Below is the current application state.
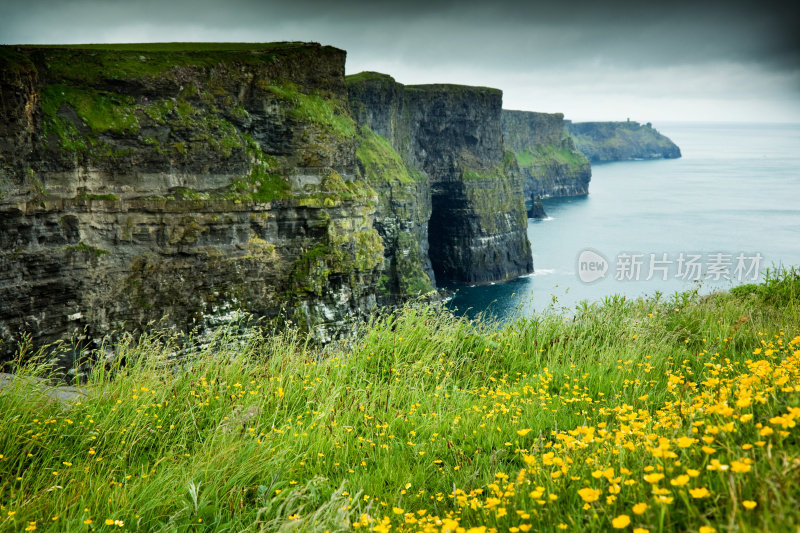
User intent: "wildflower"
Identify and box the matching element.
[670,475,689,487]
[743,500,757,510]
[577,487,602,503]
[633,529,649,533]
[707,459,728,471]
[699,527,716,533]
[611,514,630,529]
[701,446,716,454]
[676,436,696,448]
[392,507,404,515]
[689,487,710,498]
[643,473,664,484]
[731,461,751,473]
[517,428,531,436]
[632,503,648,515]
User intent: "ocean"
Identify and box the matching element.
[446,122,800,320]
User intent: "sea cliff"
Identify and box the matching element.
[348,72,533,284]
[0,43,388,357]
[0,46,537,360]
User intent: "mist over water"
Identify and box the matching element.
[446,122,800,320]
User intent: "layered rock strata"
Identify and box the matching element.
[0,43,385,357]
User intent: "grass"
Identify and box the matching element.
[345,72,396,85]
[7,43,321,85]
[356,127,421,186]
[262,82,356,140]
[41,84,139,137]
[1,270,799,532]
[21,43,311,52]
[514,143,589,170]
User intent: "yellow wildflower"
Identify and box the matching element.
[670,475,690,487]
[632,502,648,515]
[611,514,630,529]
[689,487,710,498]
[743,500,757,510]
[643,473,664,484]
[731,461,751,473]
[577,487,602,503]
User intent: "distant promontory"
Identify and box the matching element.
[567,120,681,162]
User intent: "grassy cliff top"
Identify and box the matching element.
[345,71,397,84]
[1,41,347,89]
[405,83,502,95]
[344,71,501,95]
[503,109,565,120]
[8,42,329,52]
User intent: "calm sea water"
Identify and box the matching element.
[446,122,800,320]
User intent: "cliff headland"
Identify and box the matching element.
[567,120,681,162]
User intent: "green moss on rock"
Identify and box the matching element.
[41,84,139,135]
[356,126,421,185]
[262,81,356,140]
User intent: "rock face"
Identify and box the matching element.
[348,73,532,284]
[501,110,591,215]
[0,43,387,359]
[354,126,435,304]
[567,120,681,162]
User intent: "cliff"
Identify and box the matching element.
[567,120,681,162]
[501,110,591,215]
[0,43,389,359]
[347,73,533,284]
[354,126,435,304]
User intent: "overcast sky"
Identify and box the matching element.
[2,0,798,122]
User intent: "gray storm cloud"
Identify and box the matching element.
[1,0,798,121]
